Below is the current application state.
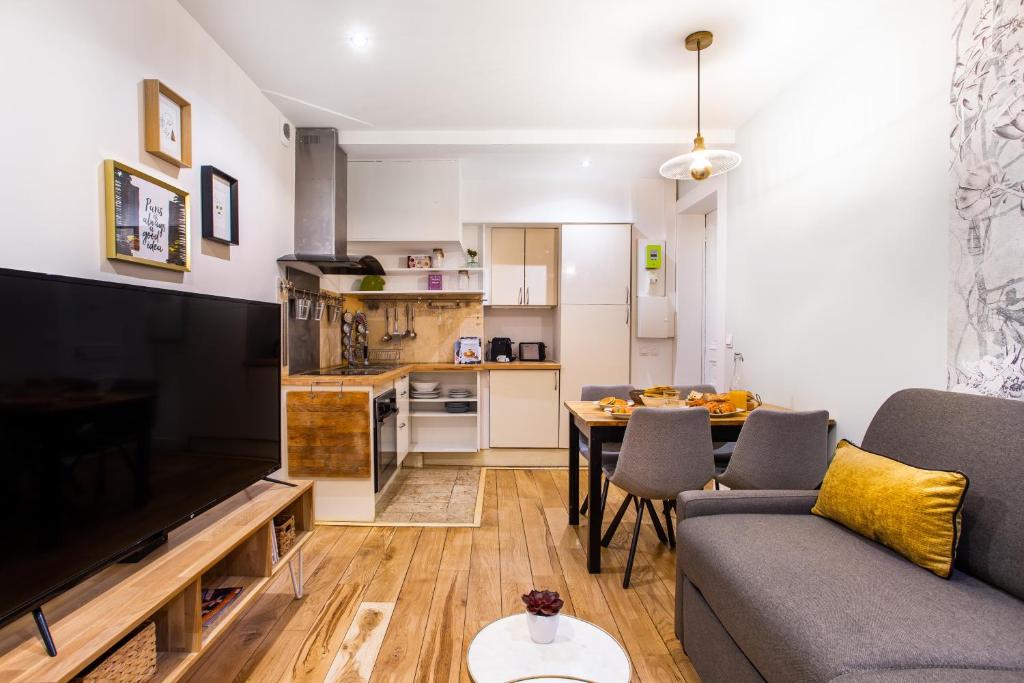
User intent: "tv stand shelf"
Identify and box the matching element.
[0,480,313,683]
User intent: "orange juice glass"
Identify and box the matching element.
[729,389,747,412]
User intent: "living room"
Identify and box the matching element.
[0,1,1020,682]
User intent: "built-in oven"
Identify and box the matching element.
[373,389,398,493]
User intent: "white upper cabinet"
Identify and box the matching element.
[491,228,526,305]
[524,228,558,306]
[348,160,461,243]
[489,227,558,306]
[560,224,632,305]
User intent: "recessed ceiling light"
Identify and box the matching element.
[348,31,370,49]
[580,158,592,168]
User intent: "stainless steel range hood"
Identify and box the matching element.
[278,127,384,276]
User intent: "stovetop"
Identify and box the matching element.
[298,364,402,377]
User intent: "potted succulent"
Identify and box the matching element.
[521,589,564,644]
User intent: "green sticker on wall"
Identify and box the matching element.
[645,244,663,270]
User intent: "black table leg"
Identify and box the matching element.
[587,429,605,573]
[568,415,580,526]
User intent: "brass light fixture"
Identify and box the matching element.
[659,31,741,181]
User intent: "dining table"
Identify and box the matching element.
[564,400,836,573]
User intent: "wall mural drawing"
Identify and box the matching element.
[949,0,1024,398]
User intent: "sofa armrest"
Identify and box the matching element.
[677,489,819,520]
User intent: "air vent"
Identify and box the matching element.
[299,134,320,145]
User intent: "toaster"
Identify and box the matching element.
[518,342,546,362]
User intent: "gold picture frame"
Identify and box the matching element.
[143,79,192,168]
[105,160,191,272]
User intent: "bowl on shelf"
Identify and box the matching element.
[411,381,440,392]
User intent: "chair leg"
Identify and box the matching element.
[601,494,633,547]
[714,479,720,490]
[580,492,590,516]
[663,500,675,549]
[623,501,645,588]
[645,499,668,544]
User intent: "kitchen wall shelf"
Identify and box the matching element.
[409,397,477,403]
[347,290,485,298]
[383,267,485,274]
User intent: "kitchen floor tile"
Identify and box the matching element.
[371,466,482,526]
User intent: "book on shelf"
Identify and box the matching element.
[201,586,244,628]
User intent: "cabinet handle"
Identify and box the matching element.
[518,287,523,305]
[625,286,630,304]
[526,287,530,304]
[626,306,630,325]
[554,372,558,391]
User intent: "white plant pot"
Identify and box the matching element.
[525,612,559,644]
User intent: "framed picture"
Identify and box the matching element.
[201,166,239,245]
[143,79,192,167]
[105,159,190,272]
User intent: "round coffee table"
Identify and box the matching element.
[466,614,631,683]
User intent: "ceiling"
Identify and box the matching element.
[180,0,885,164]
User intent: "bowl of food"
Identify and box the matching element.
[411,381,440,392]
[596,396,632,409]
[605,405,635,419]
[641,385,680,407]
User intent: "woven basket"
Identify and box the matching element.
[78,620,156,683]
[274,514,296,556]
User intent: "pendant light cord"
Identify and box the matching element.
[696,40,701,137]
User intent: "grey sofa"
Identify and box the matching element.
[675,389,1024,682]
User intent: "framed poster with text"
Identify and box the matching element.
[105,160,191,272]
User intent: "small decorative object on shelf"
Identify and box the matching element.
[465,248,479,267]
[77,620,157,682]
[428,273,443,290]
[274,514,296,557]
[457,270,470,290]
[360,275,386,291]
[407,255,431,269]
[432,247,446,266]
[521,589,564,644]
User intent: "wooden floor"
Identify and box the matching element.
[183,468,700,683]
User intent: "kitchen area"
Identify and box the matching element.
[277,129,667,522]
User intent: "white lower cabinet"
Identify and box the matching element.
[396,374,410,464]
[489,370,560,448]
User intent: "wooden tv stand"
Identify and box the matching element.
[0,480,313,682]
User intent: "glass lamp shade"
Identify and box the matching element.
[659,137,742,181]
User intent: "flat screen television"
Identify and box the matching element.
[0,268,281,632]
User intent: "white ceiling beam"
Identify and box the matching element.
[336,129,735,147]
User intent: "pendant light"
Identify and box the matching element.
[659,31,741,181]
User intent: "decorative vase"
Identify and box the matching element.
[525,612,559,644]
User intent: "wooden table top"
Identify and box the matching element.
[563,400,831,428]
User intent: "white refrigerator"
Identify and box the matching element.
[558,224,632,448]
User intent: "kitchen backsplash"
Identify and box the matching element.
[340,299,483,364]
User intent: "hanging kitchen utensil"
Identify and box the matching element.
[391,306,401,339]
[382,305,393,342]
[402,304,413,338]
[407,303,417,339]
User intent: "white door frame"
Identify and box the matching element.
[673,177,729,391]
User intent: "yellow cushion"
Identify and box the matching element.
[811,440,969,578]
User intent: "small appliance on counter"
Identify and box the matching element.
[518,342,547,362]
[454,336,483,364]
[488,337,514,362]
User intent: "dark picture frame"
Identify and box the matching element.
[201,166,239,245]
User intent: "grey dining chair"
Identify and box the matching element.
[599,407,714,588]
[716,409,829,490]
[674,384,732,470]
[578,384,634,517]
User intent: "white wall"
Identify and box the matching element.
[0,0,293,303]
[724,0,948,441]
[464,164,677,383]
